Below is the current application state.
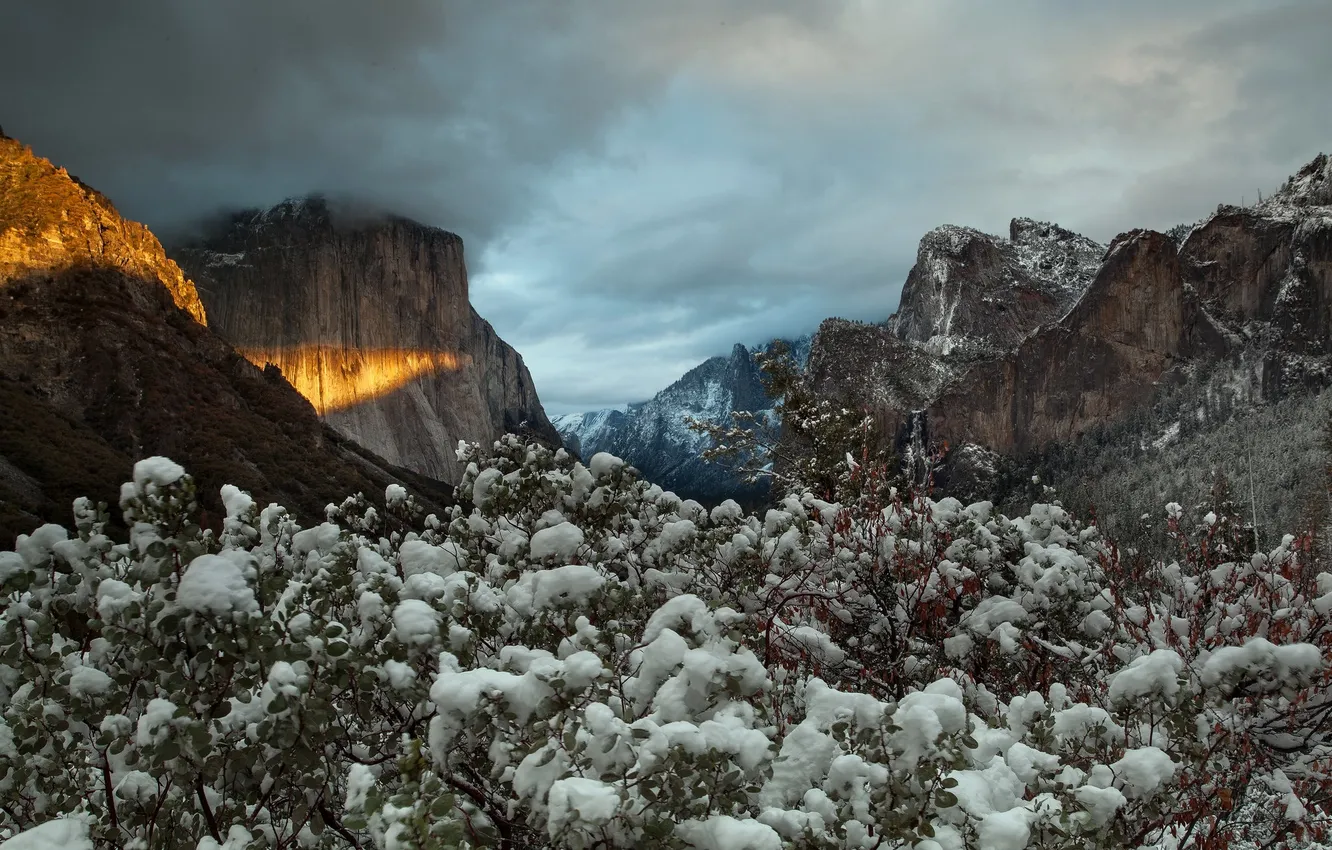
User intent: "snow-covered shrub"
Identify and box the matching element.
[1,439,1328,849]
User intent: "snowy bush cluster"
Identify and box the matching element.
[2,437,1331,849]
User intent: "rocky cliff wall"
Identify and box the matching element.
[887,218,1103,356]
[172,199,558,481]
[0,136,451,543]
[929,230,1191,452]
[809,153,1332,463]
[1182,204,1332,363]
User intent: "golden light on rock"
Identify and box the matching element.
[239,346,470,415]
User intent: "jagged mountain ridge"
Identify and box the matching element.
[0,133,451,544]
[552,408,631,458]
[171,198,560,482]
[559,156,1330,512]
[806,152,1332,523]
[553,337,811,503]
[810,217,1104,418]
[929,156,1332,454]
[0,134,206,325]
[887,218,1104,357]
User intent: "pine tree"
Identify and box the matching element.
[686,340,898,505]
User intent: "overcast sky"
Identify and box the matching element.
[3,1,1329,413]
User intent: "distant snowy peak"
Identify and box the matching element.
[179,198,339,267]
[889,217,1104,356]
[617,342,768,459]
[912,223,974,253]
[552,337,809,501]
[550,408,629,457]
[257,195,329,222]
[247,195,394,227]
[193,197,338,244]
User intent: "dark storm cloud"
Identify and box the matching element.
[0,1,666,241]
[2,1,1329,412]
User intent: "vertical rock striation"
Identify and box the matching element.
[927,230,1193,451]
[172,199,559,481]
[808,218,1104,446]
[887,218,1103,356]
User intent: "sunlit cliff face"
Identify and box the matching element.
[238,346,470,414]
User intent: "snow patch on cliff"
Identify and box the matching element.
[890,218,1103,357]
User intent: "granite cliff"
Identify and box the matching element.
[0,131,451,544]
[929,159,1332,453]
[888,218,1103,356]
[808,217,1105,449]
[172,199,559,482]
[927,229,1198,452]
[808,153,1332,466]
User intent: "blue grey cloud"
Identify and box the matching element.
[2,0,1328,413]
